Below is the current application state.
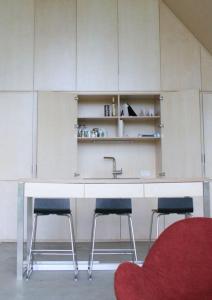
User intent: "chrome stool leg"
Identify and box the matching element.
[156,213,165,238]
[88,213,97,280]
[149,210,156,249]
[31,214,38,270]
[68,213,78,281]
[128,214,138,263]
[127,214,134,262]
[26,214,37,280]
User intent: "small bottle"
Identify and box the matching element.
[112,97,116,116]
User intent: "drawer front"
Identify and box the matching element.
[24,183,84,198]
[84,184,143,198]
[144,182,203,197]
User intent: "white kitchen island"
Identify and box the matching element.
[17,178,209,280]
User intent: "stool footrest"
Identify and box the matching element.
[32,249,75,256]
[93,249,136,255]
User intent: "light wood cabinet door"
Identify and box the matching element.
[77,0,118,91]
[0,93,33,179]
[37,92,78,179]
[201,48,212,91]
[118,0,160,91]
[76,198,120,241]
[160,2,201,91]
[0,182,18,240]
[0,0,34,90]
[161,90,202,178]
[34,0,76,91]
[202,93,212,178]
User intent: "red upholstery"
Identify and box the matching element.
[114,217,212,300]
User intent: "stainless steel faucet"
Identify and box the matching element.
[104,156,123,179]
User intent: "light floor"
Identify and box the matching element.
[0,242,149,300]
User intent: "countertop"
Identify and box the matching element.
[14,177,209,184]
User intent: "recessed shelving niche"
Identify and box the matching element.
[77,93,161,141]
[77,93,162,179]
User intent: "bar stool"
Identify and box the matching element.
[149,197,193,246]
[26,198,78,280]
[88,198,137,279]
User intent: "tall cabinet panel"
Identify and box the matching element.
[77,0,118,91]
[0,92,34,179]
[160,2,201,91]
[0,182,18,240]
[202,93,212,178]
[0,0,34,90]
[37,92,77,179]
[34,0,76,91]
[161,90,202,178]
[118,0,160,91]
[201,47,212,91]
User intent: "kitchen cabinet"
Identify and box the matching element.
[76,198,120,241]
[37,92,78,179]
[0,182,18,240]
[34,0,76,91]
[202,93,212,178]
[201,47,212,91]
[161,90,202,178]
[77,0,118,91]
[160,2,201,91]
[118,0,160,91]
[0,92,34,179]
[0,0,34,90]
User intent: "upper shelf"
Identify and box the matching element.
[78,116,118,121]
[78,116,160,121]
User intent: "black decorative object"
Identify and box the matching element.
[127,104,137,116]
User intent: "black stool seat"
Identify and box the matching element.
[156,197,193,214]
[149,197,194,248]
[95,198,132,214]
[34,198,71,215]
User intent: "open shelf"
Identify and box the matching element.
[78,137,160,142]
[120,116,160,121]
[78,116,118,121]
[77,93,161,143]
[77,93,162,179]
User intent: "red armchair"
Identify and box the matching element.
[115,217,212,300]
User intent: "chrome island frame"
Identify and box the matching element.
[17,179,210,280]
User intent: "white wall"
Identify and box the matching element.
[0,0,210,241]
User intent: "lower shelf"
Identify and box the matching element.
[77,137,160,142]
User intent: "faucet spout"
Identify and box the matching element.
[104,156,123,179]
[104,156,116,170]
